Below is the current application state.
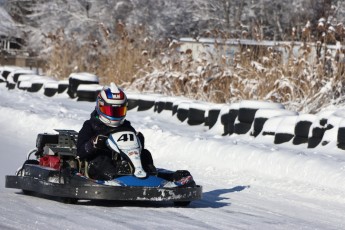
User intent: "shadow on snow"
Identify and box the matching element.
[192,185,250,208]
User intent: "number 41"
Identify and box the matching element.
[117,133,135,142]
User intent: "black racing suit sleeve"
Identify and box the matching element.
[77,120,96,160]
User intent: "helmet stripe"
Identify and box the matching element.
[105,88,113,99]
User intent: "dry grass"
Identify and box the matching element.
[43,23,164,85]
[127,23,345,113]
[43,21,345,113]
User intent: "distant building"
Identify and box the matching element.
[179,37,343,64]
[0,36,23,51]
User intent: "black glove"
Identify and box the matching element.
[92,135,108,149]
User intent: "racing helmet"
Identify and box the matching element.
[96,83,128,127]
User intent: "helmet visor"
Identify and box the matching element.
[98,104,127,119]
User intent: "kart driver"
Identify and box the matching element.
[76,83,156,180]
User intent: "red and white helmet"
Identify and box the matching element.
[96,83,128,127]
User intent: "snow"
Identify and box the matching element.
[1,84,345,229]
[77,84,103,92]
[69,72,99,82]
[44,81,58,89]
[239,100,285,110]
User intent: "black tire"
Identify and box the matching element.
[127,99,139,110]
[154,101,165,113]
[274,133,294,144]
[308,136,322,148]
[252,117,268,137]
[294,121,312,138]
[220,112,230,135]
[58,83,69,94]
[227,109,238,135]
[22,190,34,196]
[292,120,312,145]
[7,82,16,90]
[311,127,325,138]
[233,122,252,135]
[138,100,155,111]
[207,109,220,129]
[165,102,173,111]
[238,108,258,123]
[29,83,43,92]
[177,108,189,122]
[292,136,308,145]
[172,105,178,116]
[44,88,58,97]
[77,90,100,102]
[67,78,98,99]
[187,108,205,126]
[337,127,345,150]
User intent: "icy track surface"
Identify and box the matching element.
[0,85,345,230]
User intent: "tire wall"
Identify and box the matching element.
[3,68,345,152]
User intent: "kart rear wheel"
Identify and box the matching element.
[61,197,78,204]
[22,189,34,195]
[173,201,191,207]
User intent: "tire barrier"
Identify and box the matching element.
[154,97,175,113]
[0,66,22,82]
[258,116,285,140]
[219,104,239,136]
[319,111,345,147]
[76,84,103,102]
[28,77,45,92]
[137,95,156,111]
[127,93,140,111]
[18,81,31,91]
[227,107,239,135]
[237,100,285,123]
[29,76,56,93]
[234,100,285,135]
[274,115,298,144]
[337,119,345,150]
[307,109,336,148]
[154,99,165,113]
[67,72,99,99]
[176,101,190,122]
[187,102,211,126]
[172,99,191,116]
[250,109,298,137]
[206,104,223,129]
[233,120,252,135]
[138,99,155,111]
[165,100,174,111]
[58,80,69,94]
[44,82,59,97]
[6,69,36,90]
[6,81,16,89]
[17,75,34,89]
[292,114,316,145]
[3,66,345,153]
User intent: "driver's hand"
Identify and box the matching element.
[92,135,108,149]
